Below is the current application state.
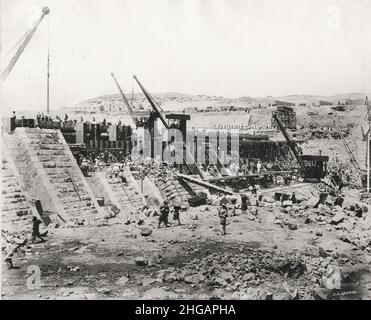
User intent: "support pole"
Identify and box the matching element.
[46,48,50,114]
[368,129,370,193]
[366,96,370,193]
[46,13,50,113]
[131,87,134,108]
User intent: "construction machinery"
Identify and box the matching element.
[133,75,234,179]
[133,75,168,129]
[272,112,328,180]
[1,7,50,81]
[132,75,205,176]
[111,73,135,117]
[334,120,367,187]
[110,73,150,126]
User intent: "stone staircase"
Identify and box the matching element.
[1,156,39,234]
[94,166,146,216]
[4,128,103,223]
[154,171,194,205]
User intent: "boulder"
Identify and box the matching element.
[135,257,148,266]
[288,223,298,230]
[282,200,293,208]
[165,272,178,283]
[272,291,292,300]
[283,206,292,213]
[263,195,276,203]
[331,213,345,225]
[141,277,157,286]
[220,271,234,282]
[306,197,319,208]
[274,218,283,225]
[241,287,273,300]
[116,276,129,285]
[140,227,153,237]
[184,273,205,284]
[295,194,308,203]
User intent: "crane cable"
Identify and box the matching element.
[46,14,50,114]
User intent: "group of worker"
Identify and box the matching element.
[111,163,128,184]
[2,216,48,269]
[218,193,261,235]
[157,201,182,228]
[205,160,264,178]
[35,113,69,123]
[156,192,260,236]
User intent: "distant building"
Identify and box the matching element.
[345,98,365,105]
[319,100,333,106]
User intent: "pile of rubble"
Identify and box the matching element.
[152,246,344,299]
[297,123,352,140]
[266,191,371,255]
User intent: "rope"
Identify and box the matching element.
[334,121,363,182]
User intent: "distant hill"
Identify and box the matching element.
[71,92,371,114]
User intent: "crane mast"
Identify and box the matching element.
[110,73,135,118]
[1,7,50,81]
[272,112,306,169]
[133,75,169,129]
[133,75,206,177]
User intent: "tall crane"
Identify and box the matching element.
[272,112,306,169]
[133,75,205,177]
[1,7,50,81]
[133,75,168,129]
[133,75,231,176]
[111,73,135,119]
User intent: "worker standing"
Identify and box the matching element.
[257,160,262,174]
[241,194,248,214]
[31,216,48,243]
[291,192,297,204]
[230,198,238,216]
[218,203,228,235]
[158,201,170,228]
[172,205,181,226]
[119,168,127,184]
[80,158,89,177]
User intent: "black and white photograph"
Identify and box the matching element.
[1,0,371,303]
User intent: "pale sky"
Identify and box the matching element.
[1,0,371,112]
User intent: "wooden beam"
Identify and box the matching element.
[176,173,233,195]
[205,170,296,183]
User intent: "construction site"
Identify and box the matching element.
[1,3,371,301]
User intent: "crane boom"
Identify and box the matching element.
[272,112,306,169]
[1,7,50,81]
[133,75,207,177]
[110,73,135,117]
[133,75,168,129]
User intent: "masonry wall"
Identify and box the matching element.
[3,128,103,223]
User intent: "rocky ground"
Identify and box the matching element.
[2,184,371,300]
[2,101,371,300]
